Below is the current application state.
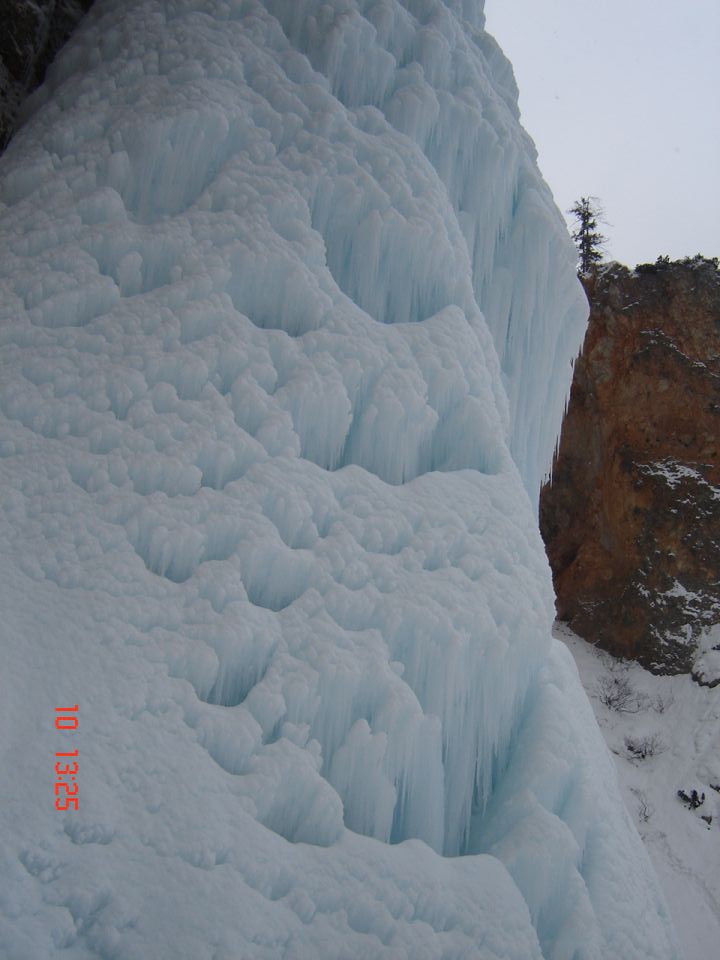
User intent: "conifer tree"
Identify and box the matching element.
[569,197,606,276]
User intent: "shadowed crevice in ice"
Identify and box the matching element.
[225,249,328,337]
[243,571,310,613]
[124,496,315,608]
[125,507,243,583]
[309,188,463,327]
[80,225,185,298]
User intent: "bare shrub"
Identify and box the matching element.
[595,673,648,713]
[625,734,665,760]
[651,691,675,714]
[631,788,655,823]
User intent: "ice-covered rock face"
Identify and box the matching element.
[0,2,676,958]
[0,1,95,151]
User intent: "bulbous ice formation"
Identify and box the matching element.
[0,2,677,958]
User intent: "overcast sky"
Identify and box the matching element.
[484,0,720,268]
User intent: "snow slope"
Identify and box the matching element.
[558,623,720,960]
[0,2,676,957]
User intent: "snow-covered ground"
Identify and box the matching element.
[558,622,720,960]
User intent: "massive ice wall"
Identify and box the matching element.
[0,2,675,958]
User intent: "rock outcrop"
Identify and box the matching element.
[541,256,720,673]
[1,0,94,151]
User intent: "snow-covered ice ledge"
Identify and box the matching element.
[0,2,677,957]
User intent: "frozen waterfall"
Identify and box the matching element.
[0,2,677,958]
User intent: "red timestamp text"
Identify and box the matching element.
[55,705,79,811]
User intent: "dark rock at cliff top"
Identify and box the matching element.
[1,0,94,151]
[540,256,720,675]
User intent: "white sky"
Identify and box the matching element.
[484,0,720,267]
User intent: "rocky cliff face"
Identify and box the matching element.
[1,0,94,151]
[540,257,720,674]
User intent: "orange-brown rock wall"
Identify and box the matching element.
[540,258,720,672]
